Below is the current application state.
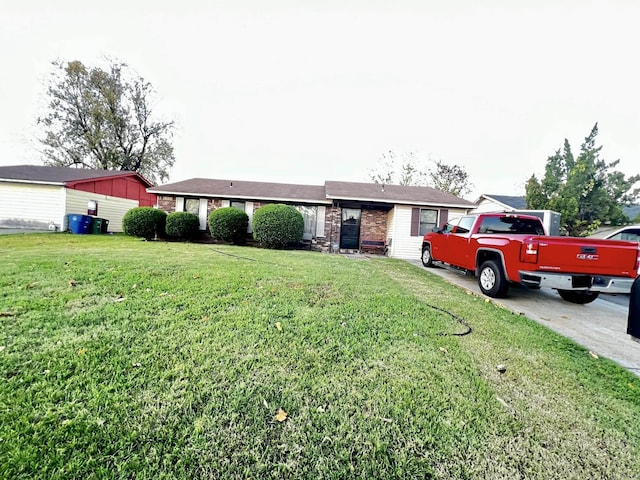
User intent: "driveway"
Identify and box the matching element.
[408,260,640,377]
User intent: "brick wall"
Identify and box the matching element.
[157,195,176,213]
[360,209,388,241]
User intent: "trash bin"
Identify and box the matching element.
[68,214,92,234]
[91,218,109,234]
[628,276,640,341]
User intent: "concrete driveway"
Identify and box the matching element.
[408,260,640,377]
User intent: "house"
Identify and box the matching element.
[148,178,476,259]
[0,165,156,232]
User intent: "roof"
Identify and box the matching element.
[477,194,527,210]
[149,178,330,204]
[0,165,154,187]
[325,181,476,207]
[150,177,476,208]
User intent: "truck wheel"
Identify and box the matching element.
[478,260,509,298]
[557,290,600,304]
[421,245,434,267]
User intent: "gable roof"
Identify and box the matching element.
[150,177,476,208]
[477,194,527,210]
[0,165,154,187]
[149,178,330,204]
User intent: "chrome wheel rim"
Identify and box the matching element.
[422,249,431,263]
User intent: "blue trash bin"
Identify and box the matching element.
[68,214,92,234]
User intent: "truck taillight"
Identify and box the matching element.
[520,239,539,263]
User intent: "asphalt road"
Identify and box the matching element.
[408,260,640,377]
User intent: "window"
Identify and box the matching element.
[230,201,245,211]
[184,198,200,215]
[608,228,640,242]
[419,209,438,236]
[454,216,475,234]
[295,205,318,239]
[477,216,545,235]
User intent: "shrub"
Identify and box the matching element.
[122,207,167,240]
[208,207,249,244]
[166,212,200,240]
[252,204,304,248]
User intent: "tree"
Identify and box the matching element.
[525,124,639,236]
[368,151,428,186]
[368,151,473,196]
[427,160,473,197]
[38,59,175,184]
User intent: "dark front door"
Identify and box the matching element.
[340,208,361,249]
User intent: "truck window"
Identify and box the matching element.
[443,218,460,233]
[454,216,475,235]
[477,216,544,235]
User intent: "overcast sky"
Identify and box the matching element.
[1,0,638,200]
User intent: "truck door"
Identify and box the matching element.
[445,216,475,268]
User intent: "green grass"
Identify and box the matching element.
[1,234,639,479]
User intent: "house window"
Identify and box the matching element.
[230,201,245,211]
[294,205,318,240]
[184,198,200,215]
[419,209,438,236]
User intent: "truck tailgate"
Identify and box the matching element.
[536,237,638,276]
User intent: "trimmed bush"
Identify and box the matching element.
[208,207,249,244]
[122,207,167,240]
[166,212,200,240]
[252,204,304,248]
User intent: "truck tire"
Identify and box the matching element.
[478,260,509,298]
[421,245,434,267]
[557,290,600,304]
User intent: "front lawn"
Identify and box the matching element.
[1,234,638,479]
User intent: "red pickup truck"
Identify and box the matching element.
[421,213,640,304]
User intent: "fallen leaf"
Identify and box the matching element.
[201,316,209,322]
[628,383,635,389]
[263,398,269,409]
[131,283,137,289]
[114,297,126,303]
[274,408,288,422]
[77,348,87,355]
[68,279,77,287]
[275,322,282,331]
[589,351,599,359]
[159,292,168,296]
[0,346,5,352]
[496,364,507,373]
[193,275,200,279]
[439,347,448,354]
[379,417,393,423]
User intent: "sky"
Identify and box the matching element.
[1,0,639,200]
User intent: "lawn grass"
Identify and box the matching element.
[1,233,639,479]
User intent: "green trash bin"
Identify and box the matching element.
[91,218,109,234]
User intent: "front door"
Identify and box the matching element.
[340,208,361,249]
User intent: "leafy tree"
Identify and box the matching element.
[38,59,175,184]
[368,151,472,196]
[525,124,639,236]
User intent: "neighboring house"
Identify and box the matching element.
[148,178,476,259]
[473,194,560,235]
[0,165,156,232]
[473,194,528,213]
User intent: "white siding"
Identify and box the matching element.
[387,206,470,259]
[0,182,66,230]
[473,198,510,213]
[386,207,396,256]
[66,189,138,232]
[388,205,422,259]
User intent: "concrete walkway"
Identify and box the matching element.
[408,260,640,377]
